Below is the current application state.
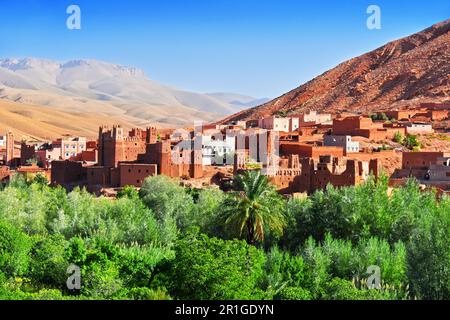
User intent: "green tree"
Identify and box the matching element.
[407,198,450,299]
[223,170,286,244]
[0,221,32,277]
[393,131,403,143]
[403,134,420,150]
[29,234,70,288]
[167,230,266,299]
[117,185,139,199]
[192,188,225,235]
[263,246,309,299]
[139,176,194,231]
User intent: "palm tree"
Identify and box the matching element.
[223,170,286,244]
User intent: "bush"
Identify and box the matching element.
[393,131,403,143]
[139,176,194,231]
[167,230,266,299]
[0,221,32,276]
[29,234,70,288]
[324,278,400,300]
[407,198,450,299]
[276,286,312,300]
[402,134,421,150]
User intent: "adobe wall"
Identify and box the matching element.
[20,143,36,165]
[98,126,147,168]
[6,132,14,165]
[143,140,203,179]
[119,163,157,187]
[402,152,445,170]
[333,117,373,135]
[280,142,343,159]
[354,127,405,140]
[384,110,418,120]
[51,161,86,185]
[86,166,112,186]
[80,150,97,162]
[428,110,449,121]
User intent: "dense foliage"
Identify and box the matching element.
[0,173,448,300]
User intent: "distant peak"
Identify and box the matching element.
[0,57,147,78]
[0,57,59,71]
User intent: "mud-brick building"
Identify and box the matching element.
[235,150,379,195]
[52,125,204,189]
[298,156,379,193]
[391,152,450,191]
[280,142,344,159]
[333,116,405,140]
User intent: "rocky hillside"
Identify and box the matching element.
[221,19,450,123]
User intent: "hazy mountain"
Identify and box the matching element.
[0,58,263,127]
[221,19,450,123]
[206,92,270,109]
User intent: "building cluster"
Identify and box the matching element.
[1,102,449,195]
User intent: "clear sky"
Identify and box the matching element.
[0,0,448,98]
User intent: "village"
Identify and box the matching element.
[1,101,449,197]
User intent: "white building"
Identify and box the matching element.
[405,122,434,134]
[298,111,332,125]
[258,116,299,132]
[201,134,235,166]
[323,135,360,153]
[54,137,87,160]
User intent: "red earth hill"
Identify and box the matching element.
[221,19,450,123]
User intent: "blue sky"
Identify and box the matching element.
[0,0,448,98]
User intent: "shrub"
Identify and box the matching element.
[0,221,32,276]
[407,198,450,299]
[167,230,266,299]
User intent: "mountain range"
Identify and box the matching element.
[0,58,268,128]
[221,19,450,123]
